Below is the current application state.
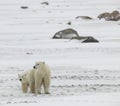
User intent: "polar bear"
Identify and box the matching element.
[18,69,35,93]
[33,61,51,95]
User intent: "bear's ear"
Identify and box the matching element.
[18,74,20,78]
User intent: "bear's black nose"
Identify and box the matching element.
[33,66,36,69]
[19,79,22,81]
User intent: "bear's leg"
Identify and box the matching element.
[30,82,35,93]
[43,76,50,94]
[35,77,42,95]
[36,79,43,94]
[22,83,28,93]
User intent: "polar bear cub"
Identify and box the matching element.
[33,61,51,94]
[18,69,35,93]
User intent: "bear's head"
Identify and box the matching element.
[33,61,45,69]
[18,72,29,93]
[18,72,28,83]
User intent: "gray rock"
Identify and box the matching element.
[82,37,99,43]
[97,12,110,20]
[67,22,72,25]
[76,16,92,20]
[97,10,120,21]
[110,10,120,21]
[52,28,79,39]
[21,6,28,9]
[41,2,49,5]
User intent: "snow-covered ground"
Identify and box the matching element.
[0,0,120,106]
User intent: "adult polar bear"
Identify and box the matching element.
[33,61,51,94]
[18,61,51,95]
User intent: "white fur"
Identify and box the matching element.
[18,69,35,93]
[33,61,51,95]
[18,61,51,94]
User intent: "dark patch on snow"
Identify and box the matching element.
[20,6,29,9]
[97,10,120,21]
[82,37,99,43]
[52,28,79,39]
[76,16,93,20]
[41,2,49,6]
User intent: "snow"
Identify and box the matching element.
[2,94,120,106]
[0,0,120,106]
